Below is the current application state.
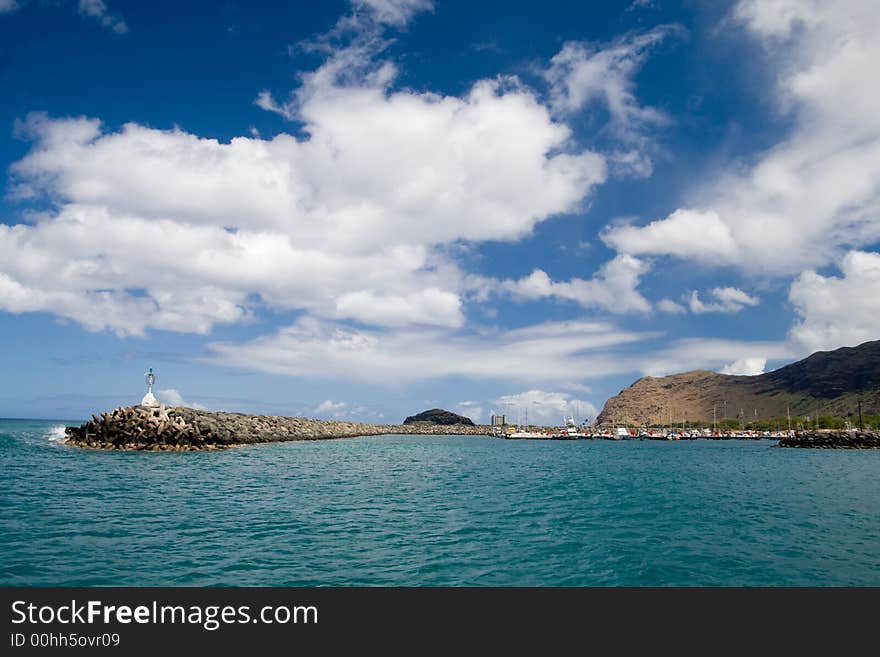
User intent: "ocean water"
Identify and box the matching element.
[1,418,878,586]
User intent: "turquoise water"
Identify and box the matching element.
[1,418,879,586]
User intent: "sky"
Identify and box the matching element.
[1,0,879,423]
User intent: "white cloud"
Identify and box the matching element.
[335,288,463,328]
[638,338,794,377]
[204,313,810,392]
[545,26,675,126]
[314,399,346,413]
[351,0,433,26]
[603,0,880,274]
[78,0,127,34]
[657,298,686,314]
[455,400,483,423]
[544,25,680,176]
[493,390,598,426]
[788,250,880,352]
[485,254,652,314]
[253,90,294,120]
[0,0,19,14]
[627,0,658,10]
[604,209,738,263]
[3,51,605,335]
[207,317,657,384]
[312,399,350,419]
[156,388,206,410]
[719,357,767,376]
[687,287,759,314]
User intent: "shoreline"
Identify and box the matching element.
[63,406,880,451]
[64,405,492,451]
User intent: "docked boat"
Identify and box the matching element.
[506,430,549,439]
[556,415,587,439]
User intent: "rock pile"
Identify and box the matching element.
[64,405,493,451]
[776,431,880,449]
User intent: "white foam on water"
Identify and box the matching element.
[46,425,68,443]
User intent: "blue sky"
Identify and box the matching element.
[1,0,879,423]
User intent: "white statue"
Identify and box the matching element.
[141,367,159,407]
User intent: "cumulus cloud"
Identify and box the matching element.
[0,0,699,393]
[687,287,760,314]
[156,388,206,410]
[2,47,605,335]
[493,390,598,426]
[657,298,686,314]
[312,399,350,419]
[603,209,738,263]
[604,0,880,274]
[487,254,651,314]
[314,399,346,413]
[455,400,483,423]
[719,358,767,376]
[78,0,128,34]
[788,250,880,352]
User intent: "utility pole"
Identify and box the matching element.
[858,397,863,432]
[713,406,717,435]
[787,406,791,433]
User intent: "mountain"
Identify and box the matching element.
[597,340,880,426]
[403,408,476,426]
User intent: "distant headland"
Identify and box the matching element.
[597,339,880,429]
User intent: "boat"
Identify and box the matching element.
[506,430,549,439]
[556,415,586,439]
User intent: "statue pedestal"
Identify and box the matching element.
[141,391,159,407]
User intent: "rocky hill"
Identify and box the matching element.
[597,340,880,426]
[403,408,475,426]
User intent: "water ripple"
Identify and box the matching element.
[1,422,879,585]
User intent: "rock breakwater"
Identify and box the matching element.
[64,405,493,451]
[777,431,880,449]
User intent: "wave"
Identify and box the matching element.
[46,425,68,443]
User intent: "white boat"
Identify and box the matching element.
[507,431,548,439]
[558,415,587,438]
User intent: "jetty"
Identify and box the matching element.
[64,405,493,451]
[776,431,880,449]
